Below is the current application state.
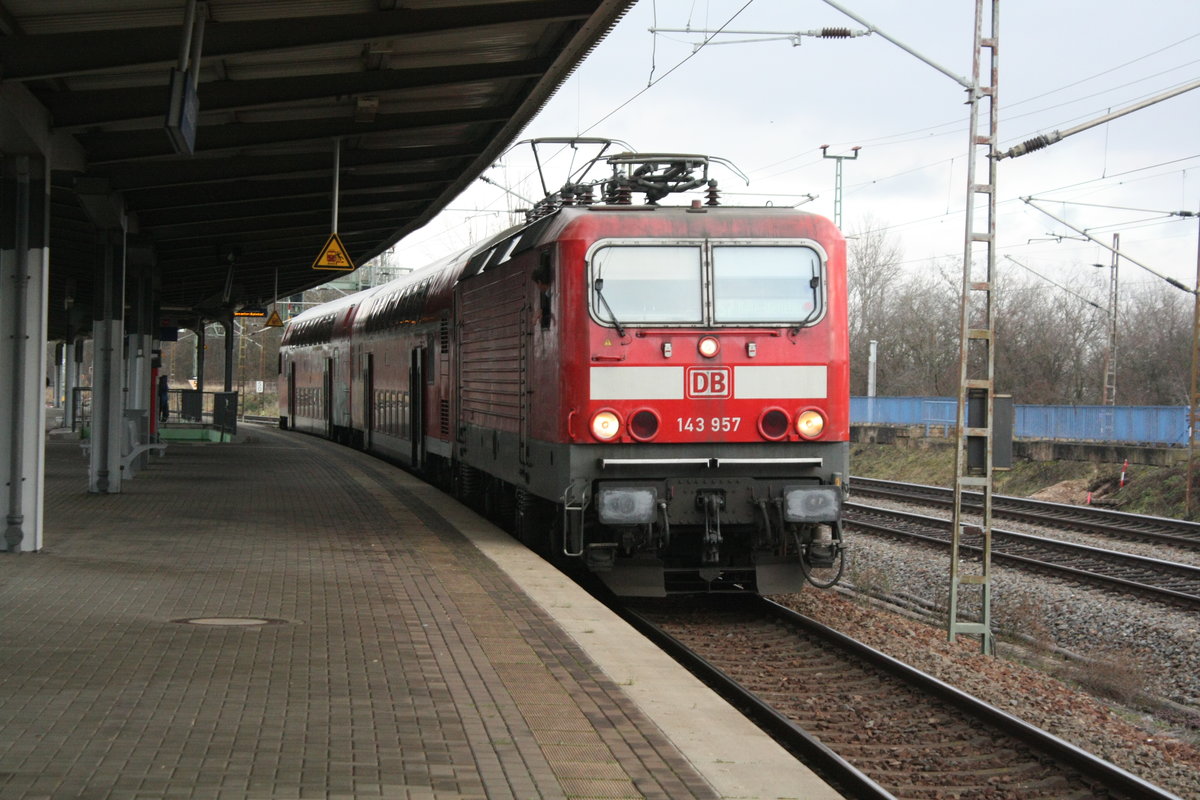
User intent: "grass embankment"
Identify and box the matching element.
[849,442,1197,522]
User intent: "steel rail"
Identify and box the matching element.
[619,597,1182,800]
[759,599,1183,800]
[845,502,1200,609]
[615,600,896,800]
[850,476,1200,548]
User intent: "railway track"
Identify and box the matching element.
[843,502,1200,610]
[850,476,1200,550]
[620,597,1179,800]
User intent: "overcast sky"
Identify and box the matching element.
[387,0,1200,299]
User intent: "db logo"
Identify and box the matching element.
[686,367,732,398]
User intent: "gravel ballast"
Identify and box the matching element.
[775,528,1200,799]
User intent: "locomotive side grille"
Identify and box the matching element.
[459,269,525,431]
[440,399,450,437]
[439,319,450,353]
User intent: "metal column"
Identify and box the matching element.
[89,232,127,494]
[64,339,77,430]
[196,321,206,394]
[125,265,154,475]
[821,145,861,229]
[1098,234,1119,437]
[52,343,64,410]
[1,154,49,552]
[1102,234,1119,406]
[1188,227,1200,514]
[222,316,234,392]
[949,0,999,654]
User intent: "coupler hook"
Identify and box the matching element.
[698,492,724,564]
[796,521,845,589]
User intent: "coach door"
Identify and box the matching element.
[519,305,531,465]
[409,347,426,468]
[286,362,296,429]
[363,353,374,450]
[323,357,333,438]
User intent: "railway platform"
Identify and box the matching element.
[0,422,841,800]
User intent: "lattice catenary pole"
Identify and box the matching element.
[948,0,999,655]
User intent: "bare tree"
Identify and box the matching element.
[1116,281,1192,405]
[845,216,904,394]
[845,233,1191,408]
[994,271,1107,404]
[875,264,960,396]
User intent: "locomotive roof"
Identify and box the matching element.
[290,202,841,333]
[539,203,839,242]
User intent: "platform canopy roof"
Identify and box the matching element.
[0,0,632,339]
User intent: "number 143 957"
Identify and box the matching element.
[677,417,741,433]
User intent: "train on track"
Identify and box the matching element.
[279,140,850,596]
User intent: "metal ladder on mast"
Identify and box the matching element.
[1099,235,1119,437]
[1188,234,1200,516]
[949,0,1000,655]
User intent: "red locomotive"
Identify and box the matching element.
[280,142,849,596]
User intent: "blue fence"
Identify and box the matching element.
[851,396,1189,446]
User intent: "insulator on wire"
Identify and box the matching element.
[705,179,720,207]
[820,27,852,38]
[604,178,632,205]
[999,131,1062,160]
[1019,134,1052,154]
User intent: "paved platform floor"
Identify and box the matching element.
[0,422,840,800]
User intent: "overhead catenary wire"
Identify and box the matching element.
[383,2,1196,286]
[408,0,760,244]
[755,75,1199,187]
[755,26,1198,172]
[832,154,1200,244]
[997,78,1200,160]
[1019,198,1198,217]
[579,0,757,136]
[1023,196,1196,294]
[1003,255,1105,312]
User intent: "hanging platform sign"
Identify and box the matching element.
[264,309,284,328]
[165,68,199,155]
[312,232,354,271]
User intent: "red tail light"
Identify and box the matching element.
[629,409,661,441]
[758,407,790,440]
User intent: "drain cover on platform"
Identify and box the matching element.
[174,617,282,627]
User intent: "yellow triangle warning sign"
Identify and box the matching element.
[312,232,355,271]
[264,309,284,328]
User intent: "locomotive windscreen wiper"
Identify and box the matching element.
[791,272,823,332]
[593,278,626,337]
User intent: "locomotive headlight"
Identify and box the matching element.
[783,486,841,523]
[697,336,720,358]
[590,410,622,441]
[795,409,826,439]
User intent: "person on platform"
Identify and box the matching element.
[158,375,170,422]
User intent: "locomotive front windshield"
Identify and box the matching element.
[589,242,824,327]
[590,246,702,323]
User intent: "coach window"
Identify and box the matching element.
[712,245,823,325]
[590,245,702,324]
